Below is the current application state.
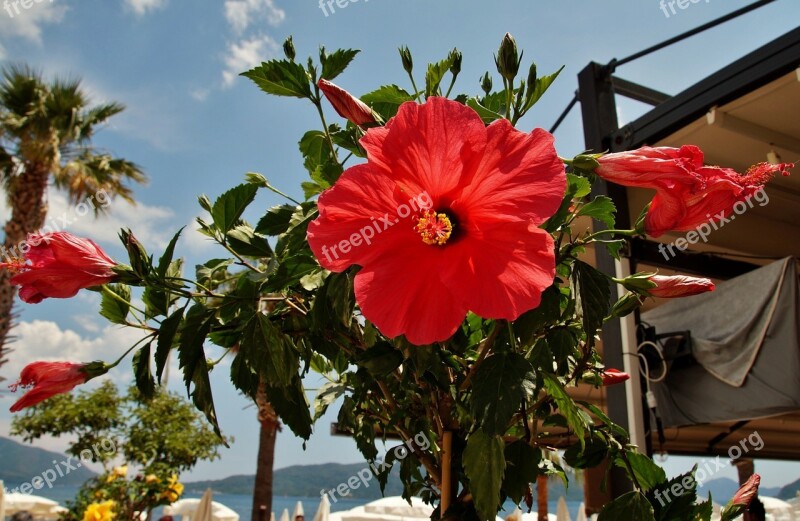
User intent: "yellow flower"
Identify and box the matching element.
[83,501,115,521]
[145,474,161,485]
[161,474,184,503]
[106,466,128,483]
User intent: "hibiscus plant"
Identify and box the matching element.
[4,34,790,521]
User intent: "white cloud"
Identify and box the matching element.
[222,35,279,87]
[224,0,285,34]
[0,1,67,46]
[190,88,210,102]
[123,0,168,16]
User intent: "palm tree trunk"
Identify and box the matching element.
[536,474,549,519]
[252,382,280,521]
[0,165,50,362]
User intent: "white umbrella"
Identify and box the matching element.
[362,497,433,517]
[270,514,275,521]
[556,497,571,521]
[194,489,214,521]
[313,495,330,521]
[279,509,290,521]
[163,498,239,521]
[3,493,67,520]
[575,502,586,521]
[506,507,523,521]
[293,501,304,519]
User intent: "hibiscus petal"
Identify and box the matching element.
[440,221,555,320]
[308,164,429,272]
[374,97,486,201]
[456,121,566,226]
[354,242,468,345]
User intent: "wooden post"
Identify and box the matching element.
[441,431,453,518]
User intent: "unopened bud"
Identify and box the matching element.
[480,72,493,95]
[495,33,522,82]
[399,46,413,74]
[283,36,296,61]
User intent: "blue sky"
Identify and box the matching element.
[1,0,799,490]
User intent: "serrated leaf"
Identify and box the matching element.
[579,195,617,229]
[133,342,156,399]
[320,48,359,80]
[100,284,131,325]
[463,431,505,521]
[156,308,184,383]
[598,491,655,521]
[523,66,565,111]
[574,260,611,347]
[361,85,414,120]
[299,130,329,175]
[242,60,312,98]
[263,376,313,440]
[615,451,667,492]
[314,381,346,420]
[227,224,273,258]
[503,441,541,504]
[156,228,183,279]
[256,204,298,236]
[240,313,299,387]
[471,352,533,435]
[543,373,590,445]
[424,56,454,97]
[211,183,259,234]
[466,97,504,124]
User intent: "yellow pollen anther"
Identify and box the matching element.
[415,210,453,246]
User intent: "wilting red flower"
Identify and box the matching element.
[601,369,630,386]
[9,361,107,412]
[307,97,566,345]
[0,232,118,303]
[595,146,793,237]
[731,474,760,508]
[647,274,715,298]
[318,79,377,126]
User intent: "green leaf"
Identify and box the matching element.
[314,381,347,421]
[543,373,590,445]
[514,286,563,347]
[598,491,655,521]
[211,183,259,234]
[240,313,299,387]
[578,195,617,229]
[299,130,329,175]
[155,228,183,280]
[615,451,667,492]
[356,342,403,377]
[574,260,611,347]
[256,204,298,236]
[463,431,506,521]
[544,173,592,232]
[242,60,312,98]
[503,441,541,504]
[156,308,184,383]
[466,97,504,124]
[471,352,533,435]
[320,49,360,80]
[648,468,700,521]
[263,376,313,440]
[226,224,273,258]
[99,284,131,325]
[694,495,713,521]
[133,342,156,399]
[563,433,609,469]
[265,254,320,292]
[361,85,414,120]
[522,66,565,112]
[424,56,454,97]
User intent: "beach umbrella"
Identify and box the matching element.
[506,507,523,521]
[293,501,304,519]
[163,498,239,521]
[279,509,290,521]
[313,495,330,521]
[194,489,214,521]
[270,513,275,521]
[575,502,586,521]
[556,497,571,521]
[3,493,67,520]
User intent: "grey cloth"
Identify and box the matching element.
[644,258,800,427]
[643,258,794,387]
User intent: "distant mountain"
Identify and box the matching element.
[778,476,800,500]
[186,463,585,502]
[697,478,782,503]
[0,437,96,489]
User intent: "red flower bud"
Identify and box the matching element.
[9,361,107,412]
[732,474,760,508]
[1,232,118,303]
[602,369,630,386]
[317,79,377,126]
[647,275,714,298]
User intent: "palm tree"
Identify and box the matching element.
[0,64,146,363]
[252,380,280,521]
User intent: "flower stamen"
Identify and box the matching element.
[415,210,453,246]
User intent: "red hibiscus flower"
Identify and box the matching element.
[1,232,118,303]
[9,361,107,412]
[731,474,760,508]
[647,274,715,298]
[307,97,566,345]
[318,79,378,126]
[601,369,630,386]
[595,146,793,237]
